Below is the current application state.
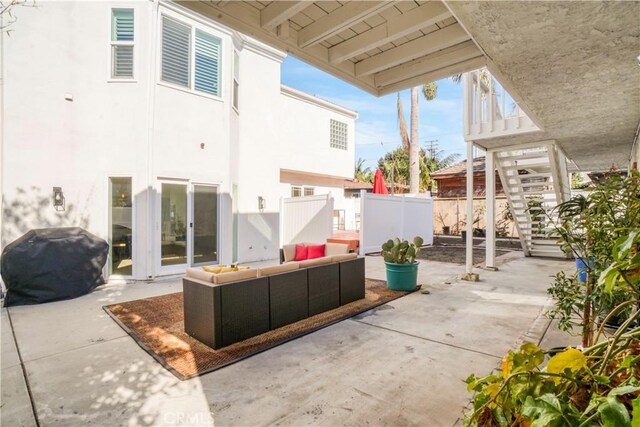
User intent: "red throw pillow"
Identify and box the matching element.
[307,244,325,260]
[294,244,308,261]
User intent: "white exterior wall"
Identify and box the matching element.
[234,44,284,263]
[279,86,356,179]
[3,1,156,280]
[1,1,357,280]
[278,86,357,230]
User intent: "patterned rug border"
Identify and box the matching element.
[103,279,415,380]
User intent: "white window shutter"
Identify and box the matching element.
[112,9,134,41]
[194,29,221,96]
[112,46,134,77]
[161,17,191,87]
[111,9,134,78]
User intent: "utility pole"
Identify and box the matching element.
[424,139,439,159]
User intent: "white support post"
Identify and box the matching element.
[465,141,475,278]
[485,151,496,270]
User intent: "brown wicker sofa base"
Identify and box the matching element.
[183,257,365,349]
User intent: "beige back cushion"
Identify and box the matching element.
[298,256,333,268]
[282,244,298,263]
[331,253,358,263]
[259,262,299,277]
[325,242,349,256]
[186,268,215,283]
[213,269,258,284]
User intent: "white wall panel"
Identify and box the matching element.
[360,193,433,255]
[281,195,334,245]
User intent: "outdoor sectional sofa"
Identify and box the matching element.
[183,245,365,350]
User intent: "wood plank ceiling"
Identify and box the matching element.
[178,0,486,96]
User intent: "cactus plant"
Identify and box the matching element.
[381,236,424,264]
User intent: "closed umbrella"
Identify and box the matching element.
[372,168,389,194]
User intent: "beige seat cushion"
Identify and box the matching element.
[213,268,258,284]
[185,268,215,283]
[331,253,358,262]
[259,262,299,277]
[282,243,298,263]
[298,256,333,268]
[325,242,349,256]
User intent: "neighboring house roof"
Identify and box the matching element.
[431,157,487,178]
[343,179,372,190]
[280,85,359,120]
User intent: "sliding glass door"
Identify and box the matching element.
[158,181,219,274]
[160,182,188,270]
[192,184,218,266]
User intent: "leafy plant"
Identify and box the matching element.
[464,227,640,425]
[381,236,423,264]
[464,336,640,426]
[546,170,640,347]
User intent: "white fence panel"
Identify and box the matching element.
[360,192,433,255]
[281,194,334,245]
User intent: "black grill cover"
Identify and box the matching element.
[1,228,109,306]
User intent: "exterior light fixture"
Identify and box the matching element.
[53,187,65,211]
[258,196,265,211]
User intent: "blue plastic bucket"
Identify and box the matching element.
[576,258,592,283]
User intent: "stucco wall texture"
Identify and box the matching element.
[450,1,640,171]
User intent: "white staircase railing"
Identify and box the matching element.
[464,69,541,141]
[493,142,571,258]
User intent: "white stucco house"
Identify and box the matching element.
[0,1,358,281]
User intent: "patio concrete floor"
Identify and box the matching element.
[1,253,576,427]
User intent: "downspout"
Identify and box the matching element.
[0,12,4,257]
[145,0,159,280]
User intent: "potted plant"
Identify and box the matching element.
[381,236,423,291]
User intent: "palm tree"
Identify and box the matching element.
[421,144,460,191]
[398,81,438,193]
[397,75,461,193]
[354,158,373,183]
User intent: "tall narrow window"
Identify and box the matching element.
[330,119,348,150]
[232,50,239,110]
[194,29,221,96]
[110,177,133,275]
[111,9,134,78]
[161,17,191,87]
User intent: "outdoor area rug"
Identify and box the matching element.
[104,278,411,380]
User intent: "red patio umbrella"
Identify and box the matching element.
[372,168,389,194]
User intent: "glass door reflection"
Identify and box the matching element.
[192,185,218,265]
[161,183,188,267]
[110,177,133,275]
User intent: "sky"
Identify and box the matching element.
[280,56,467,171]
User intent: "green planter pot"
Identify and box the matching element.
[385,261,419,291]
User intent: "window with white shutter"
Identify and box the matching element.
[194,30,221,96]
[160,15,222,97]
[111,9,134,78]
[161,17,191,88]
